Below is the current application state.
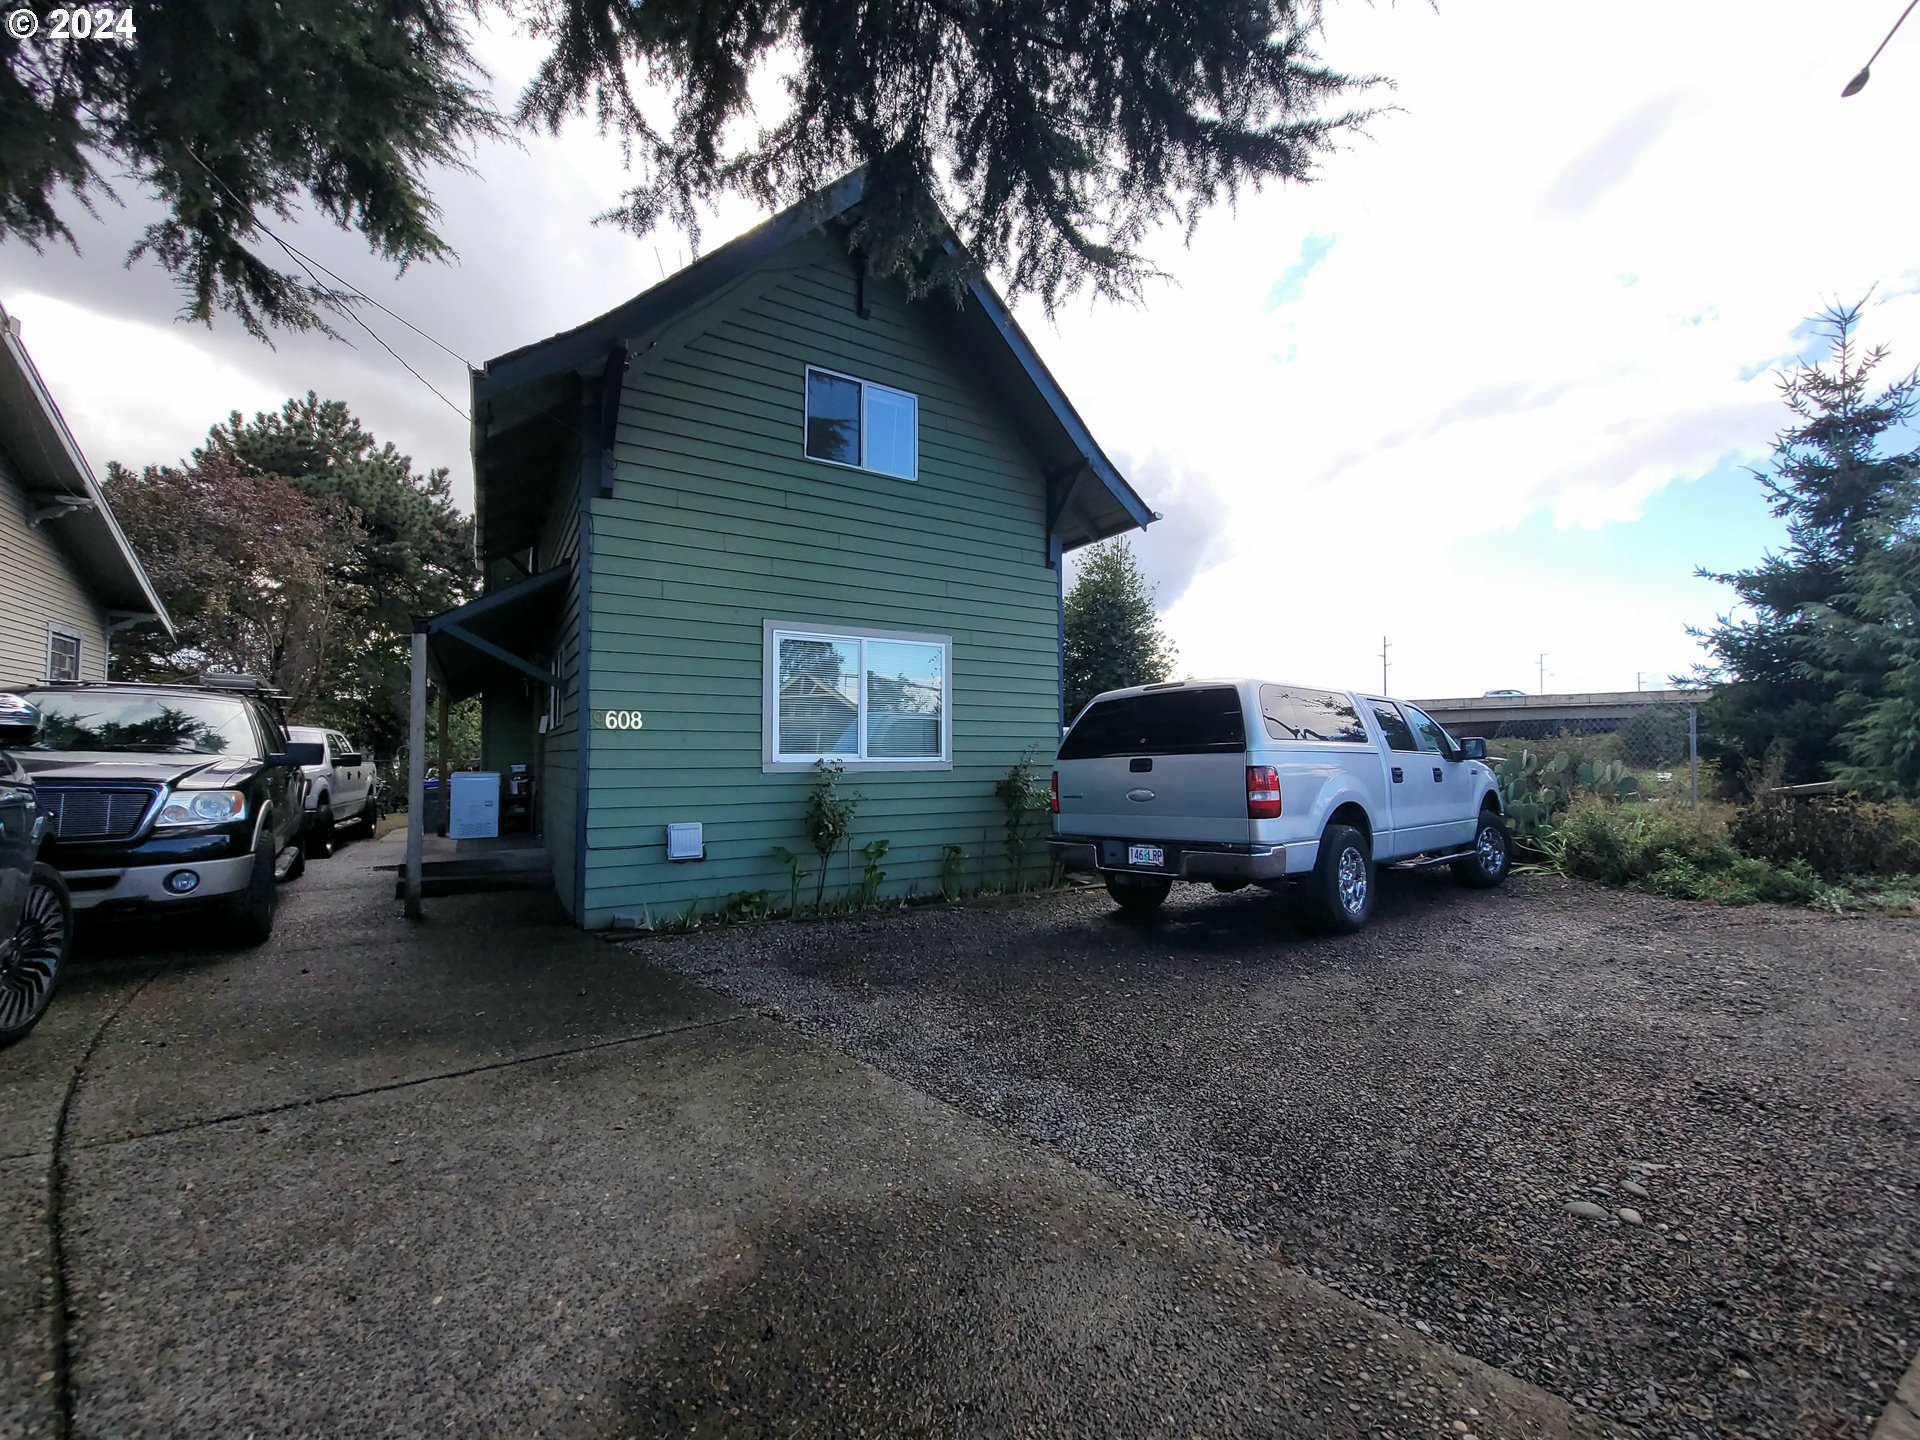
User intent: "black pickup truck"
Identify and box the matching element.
[8,678,308,943]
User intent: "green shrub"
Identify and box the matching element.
[1545,798,1831,906]
[1729,794,1920,882]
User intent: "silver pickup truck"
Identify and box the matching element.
[1049,678,1509,932]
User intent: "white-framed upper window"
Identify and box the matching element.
[46,625,81,683]
[764,620,950,771]
[803,366,918,480]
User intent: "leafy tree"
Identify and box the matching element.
[2,0,1372,332]
[107,397,476,757]
[201,395,479,755]
[1064,537,1177,719]
[1693,301,1920,790]
[104,451,359,715]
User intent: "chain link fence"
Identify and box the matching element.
[1469,701,1705,809]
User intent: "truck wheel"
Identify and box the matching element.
[0,864,71,1046]
[1306,823,1374,933]
[1451,809,1511,888]
[223,831,278,946]
[306,804,335,859]
[1105,873,1172,913]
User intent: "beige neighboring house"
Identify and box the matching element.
[0,301,172,684]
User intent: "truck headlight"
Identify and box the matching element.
[155,790,248,827]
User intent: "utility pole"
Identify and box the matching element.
[1537,653,1546,694]
[1380,635,1390,694]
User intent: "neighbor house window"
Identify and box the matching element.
[764,622,949,770]
[803,367,918,480]
[46,626,81,682]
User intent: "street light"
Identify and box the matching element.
[1843,0,1918,95]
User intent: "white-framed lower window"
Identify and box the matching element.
[764,620,951,772]
[803,366,918,480]
[46,624,81,683]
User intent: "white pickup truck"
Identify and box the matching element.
[286,725,375,856]
[1049,678,1509,932]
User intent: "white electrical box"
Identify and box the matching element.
[666,822,704,861]
[447,771,501,839]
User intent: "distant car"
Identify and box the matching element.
[1483,689,1527,697]
[286,725,375,856]
[12,677,308,944]
[0,694,70,1045]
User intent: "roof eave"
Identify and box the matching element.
[0,307,175,637]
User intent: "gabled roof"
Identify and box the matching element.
[0,303,174,635]
[470,171,1153,557]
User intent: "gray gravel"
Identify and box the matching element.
[638,870,1920,1440]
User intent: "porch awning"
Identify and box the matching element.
[423,564,569,703]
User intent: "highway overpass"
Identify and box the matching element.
[1415,688,1709,740]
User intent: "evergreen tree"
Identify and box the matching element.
[1064,538,1178,719]
[3,1,1371,333]
[1,1,505,338]
[1694,301,1920,789]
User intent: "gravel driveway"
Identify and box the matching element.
[639,871,1919,1440]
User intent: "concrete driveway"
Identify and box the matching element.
[0,832,1616,1439]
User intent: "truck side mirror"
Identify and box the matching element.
[1459,736,1488,761]
[0,693,41,748]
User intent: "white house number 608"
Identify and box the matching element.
[602,710,645,730]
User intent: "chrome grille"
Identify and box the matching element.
[37,787,159,841]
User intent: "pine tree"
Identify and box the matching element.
[1064,539,1178,719]
[1694,301,1920,789]
[1,1,505,338]
[2,1,1371,333]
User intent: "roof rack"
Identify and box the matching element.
[198,673,291,702]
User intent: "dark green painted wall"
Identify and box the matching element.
[576,230,1062,925]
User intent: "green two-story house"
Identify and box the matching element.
[436,172,1151,927]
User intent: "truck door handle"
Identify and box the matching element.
[1433,767,1444,782]
[1391,766,1404,783]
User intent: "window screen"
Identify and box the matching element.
[803,367,917,479]
[1059,687,1246,760]
[1259,685,1368,743]
[1369,701,1420,752]
[47,629,80,682]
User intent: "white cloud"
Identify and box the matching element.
[4,1,1917,697]
[1033,0,1920,695]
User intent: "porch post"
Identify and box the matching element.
[405,624,427,919]
[436,689,451,837]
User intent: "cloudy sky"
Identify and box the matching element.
[6,1,1917,700]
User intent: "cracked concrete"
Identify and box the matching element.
[0,832,1621,1438]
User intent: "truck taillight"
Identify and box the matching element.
[1050,770,1060,814]
[1247,765,1281,819]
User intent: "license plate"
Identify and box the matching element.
[1127,844,1165,868]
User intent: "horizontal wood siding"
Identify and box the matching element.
[531,474,585,916]
[580,233,1061,924]
[0,451,108,683]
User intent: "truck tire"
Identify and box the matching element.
[223,830,278,946]
[1305,823,1374,933]
[1105,872,1172,913]
[1451,808,1511,888]
[306,801,335,859]
[0,863,71,1046]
